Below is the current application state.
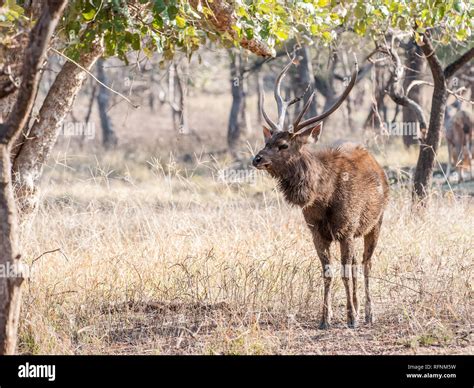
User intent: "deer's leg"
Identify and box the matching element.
[352,253,360,318]
[340,237,358,328]
[363,218,382,325]
[312,233,333,330]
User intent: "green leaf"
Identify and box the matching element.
[176,15,186,28]
[153,0,166,14]
[82,9,96,21]
[245,28,254,40]
[167,5,179,20]
[455,29,467,40]
[354,4,366,19]
[275,29,288,41]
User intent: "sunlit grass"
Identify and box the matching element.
[17,149,473,355]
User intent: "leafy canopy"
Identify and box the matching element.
[1,1,472,59]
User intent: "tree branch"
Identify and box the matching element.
[189,0,272,57]
[444,46,474,79]
[50,47,139,109]
[384,44,428,132]
[0,0,68,146]
[419,32,446,89]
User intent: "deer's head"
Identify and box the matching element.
[253,55,358,173]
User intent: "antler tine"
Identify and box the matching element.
[292,91,316,131]
[259,88,278,132]
[294,58,359,132]
[274,53,297,130]
[288,82,311,108]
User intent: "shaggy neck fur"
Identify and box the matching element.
[269,149,333,208]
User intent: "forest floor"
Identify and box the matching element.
[13,84,472,355]
[17,136,473,355]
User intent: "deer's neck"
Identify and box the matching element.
[271,151,332,208]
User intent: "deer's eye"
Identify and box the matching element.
[278,144,289,151]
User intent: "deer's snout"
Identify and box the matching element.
[252,154,270,169]
[253,154,262,165]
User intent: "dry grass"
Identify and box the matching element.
[17,147,473,355]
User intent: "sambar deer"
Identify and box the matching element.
[253,56,389,329]
[445,101,472,182]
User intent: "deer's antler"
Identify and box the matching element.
[260,53,301,132]
[293,56,359,133]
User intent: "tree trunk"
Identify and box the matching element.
[227,50,245,151]
[239,71,252,135]
[12,42,103,215]
[96,58,118,149]
[168,62,179,131]
[294,47,317,119]
[413,39,474,203]
[0,2,43,121]
[413,36,447,203]
[256,71,264,126]
[340,51,357,132]
[0,0,67,355]
[0,145,23,355]
[364,62,388,130]
[345,92,357,133]
[175,60,190,134]
[314,55,338,113]
[80,81,97,149]
[403,43,425,147]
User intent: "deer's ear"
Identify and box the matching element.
[292,122,323,143]
[263,126,272,140]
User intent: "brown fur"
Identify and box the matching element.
[253,128,389,328]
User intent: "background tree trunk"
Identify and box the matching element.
[175,60,190,134]
[403,43,425,147]
[96,58,118,149]
[413,38,474,203]
[412,36,447,203]
[12,42,103,215]
[364,61,388,130]
[256,71,264,126]
[294,47,317,119]
[227,50,246,151]
[168,60,190,134]
[0,0,67,355]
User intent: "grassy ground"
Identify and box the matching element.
[17,140,473,355]
[15,72,473,354]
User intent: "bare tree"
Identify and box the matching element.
[384,33,474,202]
[402,42,425,147]
[96,58,118,149]
[385,44,428,137]
[289,47,317,123]
[167,60,190,134]
[0,0,67,355]
[228,49,251,151]
[364,60,389,130]
[413,34,474,202]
